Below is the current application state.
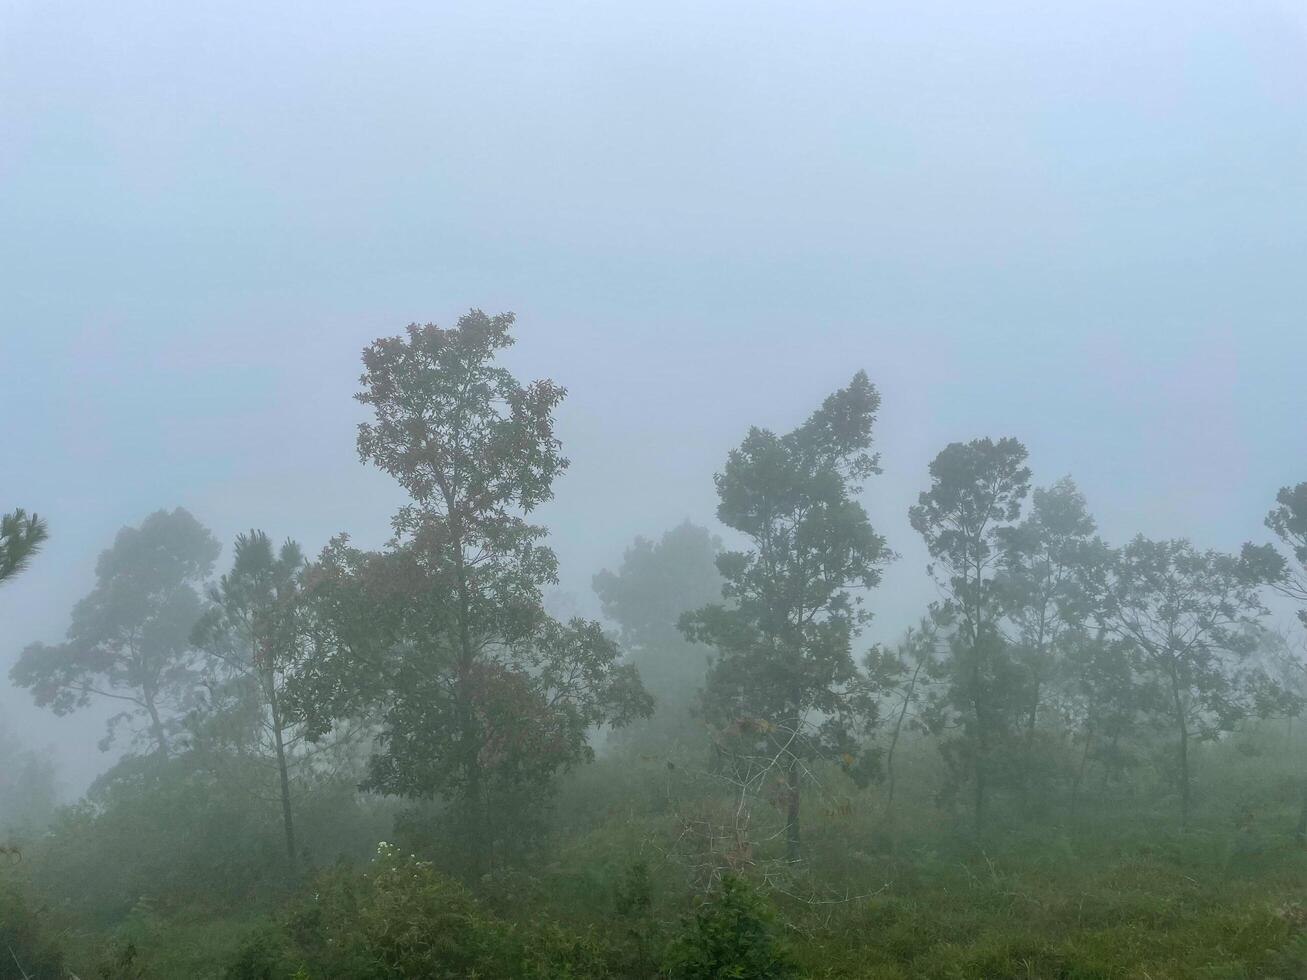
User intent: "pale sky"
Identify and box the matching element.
[4,0,1306,792]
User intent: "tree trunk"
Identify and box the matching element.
[144,690,169,759]
[452,533,487,877]
[785,760,801,863]
[1170,671,1191,831]
[971,651,987,839]
[1070,723,1094,819]
[267,679,298,878]
[1020,678,1040,808]
[1100,731,1120,792]
[1296,772,1307,844]
[884,661,922,816]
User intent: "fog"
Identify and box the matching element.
[3,4,1307,976]
[7,0,1304,791]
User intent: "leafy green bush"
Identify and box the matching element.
[662,875,795,980]
[0,872,64,980]
[31,753,392,925]
[228,843,621,979]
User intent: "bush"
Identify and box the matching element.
[31,753,392,925]
[662,875,796,980]
[0,873,64,980]
[229,843,622,979]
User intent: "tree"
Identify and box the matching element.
[1249,482,1307,839]
[10,508,219,758]
[593,521,722,750]
[1083,536,1276,829]
[999,477,1096,793]
[0,724,57,839]
[680,372,892,862]
[1060,628,1156,816]
[192,530,307,877]
[908,437,1031,835]
[1259,482,1307,630]
[295,312,651,869]
[0,509,48,585]
[662,875,797,980]
[864,617,940,816]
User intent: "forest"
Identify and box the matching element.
[3,310,1307,979]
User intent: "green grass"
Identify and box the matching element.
[32,729,1307,979]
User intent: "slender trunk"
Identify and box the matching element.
[1070,723,1094,819]
[144,690,169,759]
[785,760,801,862]
[1023,611,1047,802]
[971,566,989,839]
[1169,670,1191,831]
[1021,678,1040,807]
[452,532,486,876]
[1100,730,1120,792]
[884,662,922,816]
[971,640,987,839]
[267,678,298,878]
[1296,771,1307,844]
[783,681,803,863]
[1296,783,1307,846]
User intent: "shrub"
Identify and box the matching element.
[662,875,796,980]
[229,843,623,979]
[0,873,64,980]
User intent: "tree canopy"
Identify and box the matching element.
[11,508,219,757]
[292,312,652,868]
[682,371,892,860]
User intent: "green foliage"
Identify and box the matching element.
[682,372,892,858]
[0,871,64,980]
[614,859,653,916]
[0,507,48,586]
[225,843,618,979]
[17,323,1307,980]
[192,529,310,877]
[593,521,722,753]
[910,437,1032,831]
[11,507,220,756]
[0,724,58,839]
[294,313,652,869]
[30,752,389,925]
[96,939,147,980]
[1084,535,1283,827]
[1258,481,1307,629]
[662,875,795,980]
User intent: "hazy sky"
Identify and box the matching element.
[4,0,1306,792]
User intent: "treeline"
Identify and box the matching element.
[5,310,1307,977]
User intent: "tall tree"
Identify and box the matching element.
[295,312,651,869]
[192,530,306,877]
[1083,536,1275,829]
[909,437,1031,835]
[0,509,48,585]
[865,617,940,817]
[680,372,892,862]
[11,508,219,758]
[1061,628,1155,816]
[0,724,58,838]
[1258,482,1307,630]
[593,521,722,749]
[1250,482,1307,839]
[999,477,1096,792]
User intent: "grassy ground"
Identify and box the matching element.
[32,728,1307,978]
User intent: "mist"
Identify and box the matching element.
[4,2,1307,977]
